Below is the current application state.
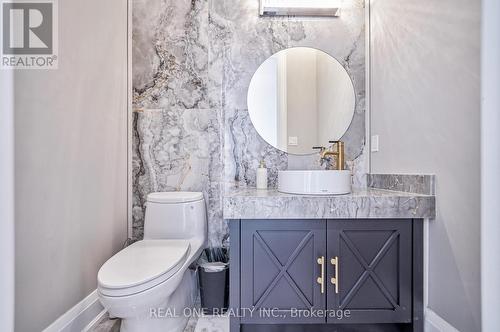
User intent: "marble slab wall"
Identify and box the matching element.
[132,0,367,244]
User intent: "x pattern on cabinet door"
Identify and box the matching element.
[237,220,414,326]
[252,230,314,308]
[240,220,326,323]
[338,230,401,310]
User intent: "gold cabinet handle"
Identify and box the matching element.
[317,256,325,294]
[331,256,339,294]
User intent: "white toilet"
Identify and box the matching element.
[97,192,207,332]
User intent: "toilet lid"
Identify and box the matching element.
[147,192,203,204]
[98,239,190,290]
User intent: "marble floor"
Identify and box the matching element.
[186,314,229,332]
[89,314,120,332]
[89,313,229,332]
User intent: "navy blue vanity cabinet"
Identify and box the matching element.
[240,220,326,324]
[326,220,412,324]
[230,219,423,332]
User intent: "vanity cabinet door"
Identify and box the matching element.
[240,220,327,324]
[326,220,412,324]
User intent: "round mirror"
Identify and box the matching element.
[247,47,355,155]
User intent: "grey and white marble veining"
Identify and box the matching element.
[133,0,210,110]
[209,0,290,191]
[88,312,227,332]
[223,187,436,220]
[183,315,198,332]
[348,145,368,188]
[208,0,289,110]
[89,314,121,332]
[132,109,226,244]
[224,109,287,189]
[368,174,436,195]
[194,315,229,332]
[132,0,367,244]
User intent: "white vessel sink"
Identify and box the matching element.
[278,170,352,195]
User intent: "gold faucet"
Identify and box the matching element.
[314,141,345,170]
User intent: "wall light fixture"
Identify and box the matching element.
[259,0,342,17]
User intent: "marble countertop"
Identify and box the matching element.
[223,187,436,220]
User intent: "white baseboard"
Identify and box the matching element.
[42,290,106,332]
[425,308,460,332]
[82,308,108,332]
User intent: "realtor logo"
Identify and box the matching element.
[1,0,58,69]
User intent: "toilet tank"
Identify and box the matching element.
[143,192,207,240]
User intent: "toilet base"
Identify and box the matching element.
[119,270,196,332]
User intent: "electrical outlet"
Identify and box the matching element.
[288,136,298,146]
[371,135,379,152]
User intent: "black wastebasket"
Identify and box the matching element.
[198,263,229,314]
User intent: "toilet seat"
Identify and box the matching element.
[98,239,190,297]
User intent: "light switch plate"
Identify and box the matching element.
[371,135,379,152]
[288,136,298,146]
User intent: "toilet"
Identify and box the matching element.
[97,192,207,332]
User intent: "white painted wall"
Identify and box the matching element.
[0,66,15,332]
[370,0,481,331]
[13,0,128,331]
[481,0,500,330]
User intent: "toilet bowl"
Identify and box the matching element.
[97,192,207,332]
